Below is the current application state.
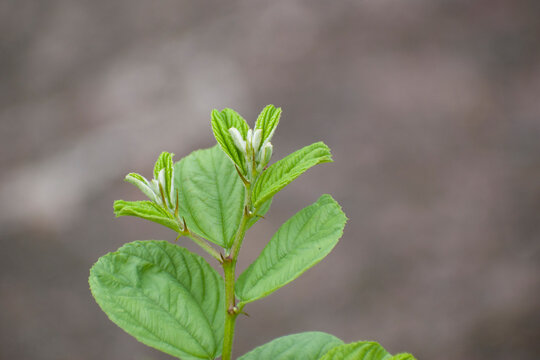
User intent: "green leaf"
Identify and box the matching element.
[114,200,181,233]
[174,145,245,248]
[89,241,224,360]
[236,194,347,303]
[255,105,281,150]
[252,142,333,208]
[391,354,417,360]
[238,332,343,360]
[211,108,249,172]
[320,341,414,360]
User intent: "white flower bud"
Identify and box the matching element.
[246,129,254,157]
[229,127,247,155]
[158,168,174,209]
[252,129,262,152]
[151,179,164,207]
[257,142,273,172]
[262,142,273,164]
[158,168,167,190]
[125,173,160,204]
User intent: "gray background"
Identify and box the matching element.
[1,0,539,359]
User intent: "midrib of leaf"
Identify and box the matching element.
[150,242,183,286]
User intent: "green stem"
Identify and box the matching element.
[187,232,222,262]
[221,184,253,360]
[231,184,252,259]
[231,207,251,260]
[174,211,221,262]
[222,259,238,360]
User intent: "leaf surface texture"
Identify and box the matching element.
[252,142,332,208]
[236,194,346,303]
[89,240,224,360]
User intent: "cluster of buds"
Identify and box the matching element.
[229,127,273,177]
[125,152,178,215]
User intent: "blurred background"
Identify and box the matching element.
[1,0,539,359]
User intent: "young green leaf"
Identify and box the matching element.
[238,332,343,360]
[175,145,245,248]
[211,108,249,172]
[113,200,181,233]
[254,105,281,151]
[89,241,224,360]
[252,142,333,208]
[320,341,416,360]
[235,194,347,303]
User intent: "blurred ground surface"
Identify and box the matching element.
[1,1,539,359]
